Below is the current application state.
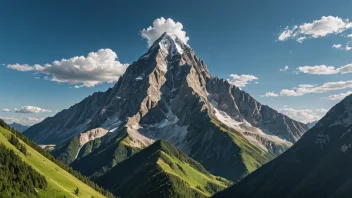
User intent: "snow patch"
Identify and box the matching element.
[341,144,351,153]
[211,104,291,152]
[214,107,242,129]
[135,76,143,81]
[158,33,183,58]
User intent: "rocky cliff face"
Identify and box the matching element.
[214,94,352,198]
[24,33,307,181]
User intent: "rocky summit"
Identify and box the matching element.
[24,33,307,181]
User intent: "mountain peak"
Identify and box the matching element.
[146,32,190,58]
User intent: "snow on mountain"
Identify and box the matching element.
[24,33,307,181]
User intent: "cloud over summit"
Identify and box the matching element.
[141,17,189,47]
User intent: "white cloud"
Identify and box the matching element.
[347,34,352,38]
[297,64,352,75]
[14,106,51,113]
[2,109,11,112]
[22,117,44,123]
[280,80,352,96]
[7,49,128,88]
[7,64,34,71]
[141,17,189,47]
[322,91,352,100]
[227,74,258,88]
[280,65,289,72]
[278,16,352,42]
[260,91,279,97]
[0,117,20,124]
[278,108,328,123]
[296,36,306,43]
[346,43,352,51]
[298,65,337,74]
[332,44,342,49]
[278,26,298,41]
[0,116,44,125]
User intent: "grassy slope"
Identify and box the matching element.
[96,140,231,197]
[210,119,275,174]
[157,151,231,197]
[71,131,140,178]
[51,136,80,165]
[0,126,105,198]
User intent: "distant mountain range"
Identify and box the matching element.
[214,94,352,198]
[23,33,309,197]
[8,122,29,132]
[306,120,318,129]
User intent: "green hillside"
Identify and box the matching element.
[51,136,80,165]
[0,143,47,197]
[0,125,107,198]
[71,130,141,179]
[96,140,232,198]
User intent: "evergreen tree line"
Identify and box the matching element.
[9,134,27,155]
[0,143,47,198]
[0,119,116,198]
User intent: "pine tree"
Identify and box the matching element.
[74,187,80,196]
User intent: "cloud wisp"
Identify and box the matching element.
[260,91,279,97]
[12,106,52,113]
[278,107,328,123]
[322,91,352,101]
[7,49,128,88]
[332,44,342,49]
[297,64,352,75]
[227,74,258,88]
[280,80,352,96]
[0,116,44,125]
[280,65,289,72]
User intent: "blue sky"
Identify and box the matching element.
[1,0,352,125]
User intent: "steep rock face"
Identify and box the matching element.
[51,128,108,165]
[78,128,108,148]
[214,94,352,198]
[24,91,110,144]
[24,33,307,181]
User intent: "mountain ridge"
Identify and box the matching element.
[24,32,308,181]
[214,94,352,198]
[95,139,231,197]
[9,122,29,132]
